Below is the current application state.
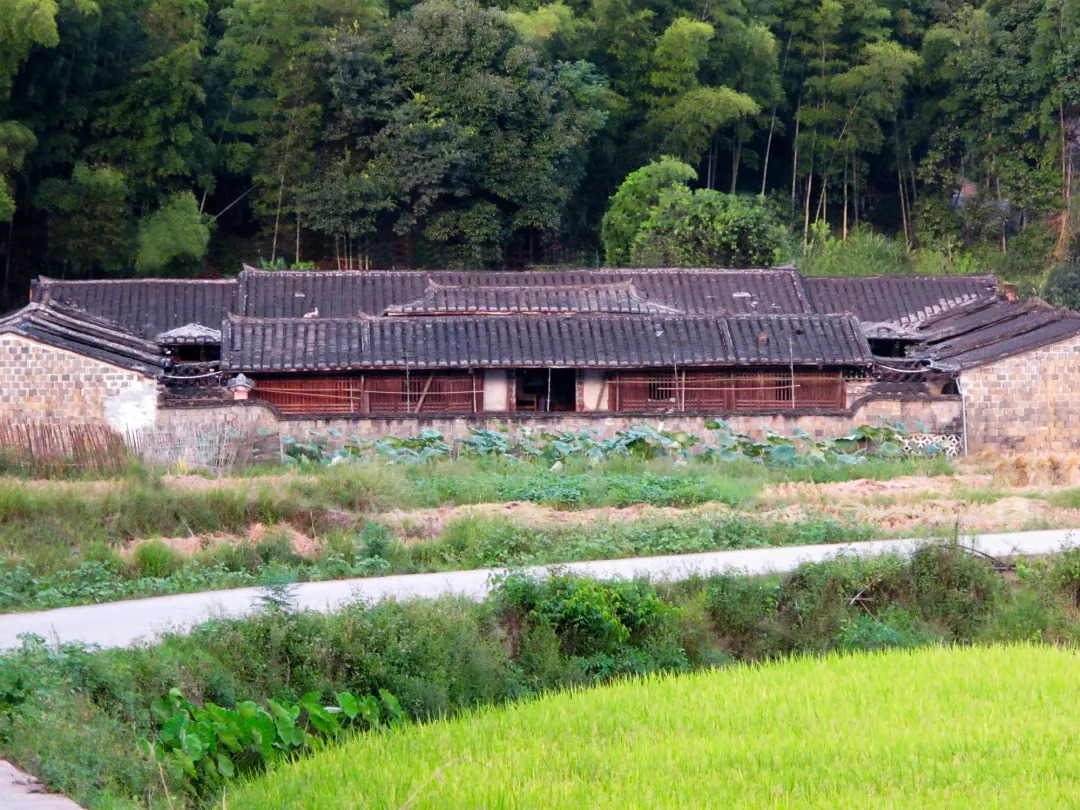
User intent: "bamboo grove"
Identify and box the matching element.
[0,0,1077,298]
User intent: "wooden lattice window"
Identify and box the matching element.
[252,372,481,415]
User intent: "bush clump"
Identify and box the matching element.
[133,540,181,579]
[1043,262,1080,310]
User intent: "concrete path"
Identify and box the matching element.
[0,529,1075,653]
[0,760,83,809]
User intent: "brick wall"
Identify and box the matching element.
[0,334,158,430]
[157,394,962,446]
[961,333,1080,452]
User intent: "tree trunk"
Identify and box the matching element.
[790,98,802,206]
[271,173,286,262]
[294,208,301,265]
[710,133,719,189]
[762,34,793,197]
[730,130,742,193]
[761,119,776,196]
[803,174,813,242]
[894,117,908,242]
[1056,101,1073,261]
[908,146,918,206]
[853,157,860,228]
[842,156,849,241]
[3,217,12,304]
[997,176,1007,253]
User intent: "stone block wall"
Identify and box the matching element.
[157,394,962,449]
[961,333,1080,452]
[0,334,158,431]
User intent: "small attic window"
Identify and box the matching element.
[868,338,909,358]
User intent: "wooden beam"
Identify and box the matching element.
[413,372,435,412]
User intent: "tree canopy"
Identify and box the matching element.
[0,0,1079,297]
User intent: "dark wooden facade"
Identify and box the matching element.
[252,371,482,415]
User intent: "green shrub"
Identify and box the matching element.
[1043,262,1080,310]
[629,188,787,268]
[133,541,181,579]
[496,574,680,664]
[799,225,912,277]
[255,532,301,566]
[600,157,698,264]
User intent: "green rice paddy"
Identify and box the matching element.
[225,645,1080,809]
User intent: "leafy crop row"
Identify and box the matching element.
[282,420,940,466]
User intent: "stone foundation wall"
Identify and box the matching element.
[157,395,963,447]
[961,333,1080,452]
[0,334,158,431]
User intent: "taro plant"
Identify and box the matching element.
[146,687,405,794]
[701,418,920,466]
[371,429,453,463]
[280,419,933,468]
[457,427,519,457]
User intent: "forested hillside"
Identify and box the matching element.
[0,0,1077,303]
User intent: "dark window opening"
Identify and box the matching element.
[940,379,960,395]
[515,369,577,412]
[166,344,220,363]
[868,338,910,358]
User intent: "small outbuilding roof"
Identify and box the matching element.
[0,302,164,376]
[220,312,872,372]
[32,277,237,342]
[803,275,998,334]
[908,298,1080,371]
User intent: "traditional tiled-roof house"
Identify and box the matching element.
[4,266,1078,452]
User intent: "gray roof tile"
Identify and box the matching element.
[220,312,871,372]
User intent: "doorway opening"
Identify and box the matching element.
[515,369,577,412]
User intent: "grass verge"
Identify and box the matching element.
[224,644,1080,809]
[0,515,873,612]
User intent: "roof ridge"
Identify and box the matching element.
[224,311,860,325]
[36,276,236,285]
[804,273,999,283]
[238,266,799,277]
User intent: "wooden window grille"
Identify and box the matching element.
[252,372,481,415]
[610,371,679,412]
[609,369,845,412]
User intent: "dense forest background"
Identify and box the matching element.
[1,0,1079,307]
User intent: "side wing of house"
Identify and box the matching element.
[0,303,163,431]
[909,302,1080,452]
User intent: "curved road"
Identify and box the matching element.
[0,529,1074,653]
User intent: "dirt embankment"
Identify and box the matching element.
[375,473,1080,542]
[20,464,1080,557]
[121,522,321,559]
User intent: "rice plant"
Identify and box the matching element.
[225,644,1080,809]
